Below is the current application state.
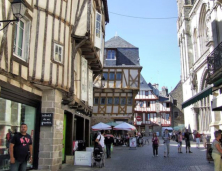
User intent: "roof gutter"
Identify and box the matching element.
[102,0,109,23]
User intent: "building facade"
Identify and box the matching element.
[169,81,185,128]
[92,36,142,125]
[177,0,222,139]
[0,0,109,170]
[134,76,172,136]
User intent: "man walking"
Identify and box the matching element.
[9,123,32,171]
[162,129,170,157]
[195,131,201,148]
[184,129,192,153]
[105,131,114,158]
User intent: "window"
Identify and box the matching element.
[13,19,30,61]
[109,72,115,80]
[139,101,143,108]
[100,97,106,105]
[173,100,177,106]
[54,43,63,63]
[127,97,132,105]
[120,98,126,106]
[147,114,150,120]
[0,98,36,169]
[145,91,148,96]
[174,112,179,118]
[166,103,170,108]
[107,50,116,60]
[114,97,119,105]
[94,98,99,105]
[107,97,113,105]
[103,73,108,80]
[166,114,170,120]
[96,12,101,38]
[146,101,150,107]
[116,73,122,80]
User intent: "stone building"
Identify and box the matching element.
[134,76,172,136]
[92,36,142,125]
[169,81,185,128]
[0,0,109,170]
[177,0,222,139]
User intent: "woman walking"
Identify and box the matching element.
[178,132,183,153]
[196,132,201,148]
[212,131,222,171]
[152,133,159,157]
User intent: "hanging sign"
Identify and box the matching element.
[41,113,53,126]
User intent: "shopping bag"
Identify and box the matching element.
[104,145,106,152]
[111,144,113,152]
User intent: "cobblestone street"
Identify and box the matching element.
[61,139,214,171]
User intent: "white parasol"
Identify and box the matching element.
[113,122,136,131]
[91,122,112,131]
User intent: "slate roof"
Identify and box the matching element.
[148,83,159,96]
[140,75,152,90]
[159,96,170,102]
[105,36,137,48]
[105,36,140,66]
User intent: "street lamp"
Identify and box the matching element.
[0,0,27,31]
[101,76,106,88]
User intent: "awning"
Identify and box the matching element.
[214,78,222,87]
[182,86,212,109]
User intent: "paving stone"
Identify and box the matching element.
[61,138,214,171]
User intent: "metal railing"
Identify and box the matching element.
[207,42,222,81]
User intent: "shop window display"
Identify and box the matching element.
[0,98,36,170]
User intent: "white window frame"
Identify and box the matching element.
[96,12,101,38]
[106,50,116,60]
[54,43,63,63]
[13,18,30,62]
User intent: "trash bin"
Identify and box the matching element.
[77,140,86,151]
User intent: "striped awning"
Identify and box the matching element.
[182,86,212,109]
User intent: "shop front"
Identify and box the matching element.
[0,81,41,170]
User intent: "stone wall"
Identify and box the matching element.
[170,81,184,127]
[38,89,64,171]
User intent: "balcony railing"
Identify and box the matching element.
[207,42,222,84]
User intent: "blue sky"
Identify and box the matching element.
[105,0,181,92]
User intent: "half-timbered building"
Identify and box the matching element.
[92,36,142,125]
[134,76,172,136]
[0,0,109,170]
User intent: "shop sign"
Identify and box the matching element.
[74,151,92,166]
[41,113,53,126]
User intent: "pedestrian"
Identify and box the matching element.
[162,129,170,157]
[105,131,114,158]
[184,129,192,153]
[152,133,159,157]
[9,123,32,171]
[178,132,183,153]
[212,131,222,171]
[95,130,105,151]
[6,129,12,151]
[202,133,207,149]
[195,132,201,148]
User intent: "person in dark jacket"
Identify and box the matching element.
[105,131,114,158]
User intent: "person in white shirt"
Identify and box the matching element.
[96,130,105,148]
[95,130,105,161]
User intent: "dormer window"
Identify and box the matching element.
[107,50,116,60]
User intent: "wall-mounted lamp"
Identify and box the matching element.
[0,0,27,31]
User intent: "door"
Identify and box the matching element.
[62,114,67,163]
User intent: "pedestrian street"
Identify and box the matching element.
[61,138,214,171]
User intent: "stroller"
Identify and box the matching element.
[92,145,105,168]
